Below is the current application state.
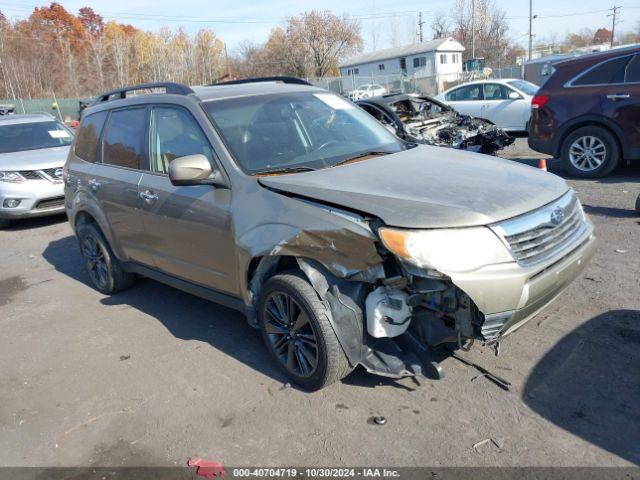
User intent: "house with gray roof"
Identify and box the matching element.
[339,38,465,79]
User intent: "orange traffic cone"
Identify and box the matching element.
[538,159,548,171]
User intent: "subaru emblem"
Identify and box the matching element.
[550,207,565,225]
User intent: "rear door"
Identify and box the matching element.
[599,54,640,155]
[91,107,153,265]
[443,84,484,117]
[137,105,237,294]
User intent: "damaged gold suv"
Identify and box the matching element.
[64,78,596,390]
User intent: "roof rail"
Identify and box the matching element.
[91,82,195,105]
[212,76,312,87]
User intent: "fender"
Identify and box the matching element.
[236,221,384,305]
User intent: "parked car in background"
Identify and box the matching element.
[436,79,539,133]
[65,79,595,391]
[528,45,640,178]
[347,83,388,100]
[357,93,514,154]
[0,113,73,228]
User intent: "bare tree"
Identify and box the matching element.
[431,12,450,39]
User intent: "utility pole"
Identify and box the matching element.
[528,0,533,61]
[608,6,621,48]
[418,12,425,43]
[471,0,475,58]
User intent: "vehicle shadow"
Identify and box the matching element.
[523,309,640,464]
[42,235,289,387]
[583,204,639,219]
[2,213,67,231]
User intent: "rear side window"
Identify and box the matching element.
[102,108,146,169]
[74,111,107,163]
[625,55,640,83]
[445,85,483,101]
[572,56,631,86]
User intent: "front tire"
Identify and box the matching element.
[76,222,135,294]
[258,272,352,391]
[560,126,620,178]
[0,218,10,229]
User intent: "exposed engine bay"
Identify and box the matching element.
[357,93,514,155]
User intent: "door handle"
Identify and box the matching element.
[87,179,101,190]
[606,93,630,101]
[139,190,158,203]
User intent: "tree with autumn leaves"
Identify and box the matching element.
[0,3,226,99]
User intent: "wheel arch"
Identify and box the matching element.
[556,116,625,159]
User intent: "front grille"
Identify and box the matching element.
[492,191,588,266]
[19,170,42,180]
[18,167,63,182]
[35,196,65,210]
[41,168,63,180]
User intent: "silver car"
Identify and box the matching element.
[65,79,595,391]
[0,113,72,228]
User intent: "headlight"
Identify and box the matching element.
[378,227,514,272]
[0,171,25,183]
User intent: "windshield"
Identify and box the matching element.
[0,120,73,154]
[507,80,539,96]
[204,92,404,174]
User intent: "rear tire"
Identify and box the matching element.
[560,125,620,178]
[258,272,352,391]
[76,222,135,294]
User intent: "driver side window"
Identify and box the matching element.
[149,106,214,174]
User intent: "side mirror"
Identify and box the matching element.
[508,91,522,100]
[168,154,225,187]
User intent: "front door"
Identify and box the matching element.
[138,105,237,295]
[92,107,153,265]
[481,83,527,130]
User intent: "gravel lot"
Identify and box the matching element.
[1,139,638,468]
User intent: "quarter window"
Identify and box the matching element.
[149,107,214,174]
[102,108,146,169]
[74,111,107,163]
[572,56,631,86]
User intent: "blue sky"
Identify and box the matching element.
[0,0,638,53]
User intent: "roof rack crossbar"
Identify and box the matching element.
[91,82,195,105]
[211,76,312,87]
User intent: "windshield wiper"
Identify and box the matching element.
[332,151,390,167]
[256,166,316,175]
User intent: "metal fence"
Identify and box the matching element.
[0,65,525,119]
[307,64,525,97]
[0,97,83,121]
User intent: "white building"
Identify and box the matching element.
[340,38,465,79]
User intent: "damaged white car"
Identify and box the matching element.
[357,93,514,154]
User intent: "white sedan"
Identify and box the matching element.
[436,79,539,133]
[348,84,389,101]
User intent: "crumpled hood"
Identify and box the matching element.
[0,146,70,171]
[258,145,569,228]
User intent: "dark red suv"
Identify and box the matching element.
[528,46,640,178]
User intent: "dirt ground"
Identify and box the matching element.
[1,139,638,468]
